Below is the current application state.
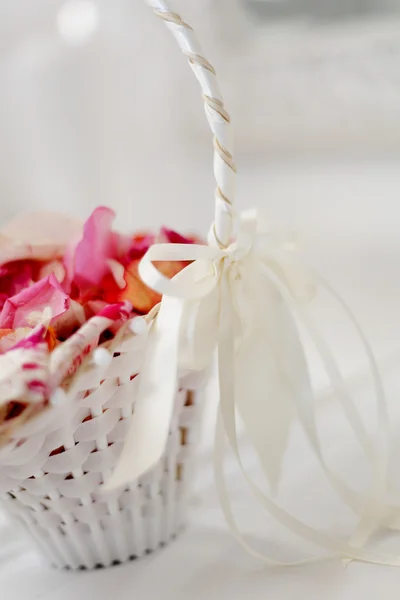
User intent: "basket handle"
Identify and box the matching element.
[146,1,235,248]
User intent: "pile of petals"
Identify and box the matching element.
[0,206,197,442]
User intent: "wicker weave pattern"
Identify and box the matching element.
[0,321,203,569]
[0,1,222,569]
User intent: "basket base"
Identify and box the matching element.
[62,528,182,571]
[17,492,188,571]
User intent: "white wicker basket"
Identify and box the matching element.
[0,0,234,570]
[0,314,205,570]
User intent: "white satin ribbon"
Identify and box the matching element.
[106,209,400,566]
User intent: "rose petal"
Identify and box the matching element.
[0,294,8,310]
[106,259,126,290]
[0,329,13,340]
[0,261,35,309]
[0,328,32,354]
[101,259,187,314]
[121,262,161,313]
[97,300,131,321]
[159,227,196,245]
[113,232,133,261]
[45,327,58,351]
[0,329,50,443]
[0,274,69,329]
[62,234,79,293]
[52,299,86,340]
[50,301,131,384]
[65,206,117,292]
[126,233,155,262]
[11,325,47,350]
[84,299,108,319]
[39,260,66,283]
[0,212,82,266]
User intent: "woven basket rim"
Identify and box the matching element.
[0,304,160,453]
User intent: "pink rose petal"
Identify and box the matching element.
[0,274,69,329]
[113,232,133,260]
[107,259,126,290]
[0,294,8,311]
[65,206,117,292]
[11,325,47,350]
[159,227,195,245]
[127,234,155,261]
[49,301,131,385]
[85,299,108,318]
[0,328,32,354]
[0,327,50,409]
[0,262,34,310]
[98,300,131,321]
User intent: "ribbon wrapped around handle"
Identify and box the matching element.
[106,209,400,566]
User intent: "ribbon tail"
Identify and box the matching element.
[216,309,400,565]
[311,275,390,560]
[214,410,334,567]
[215,259,400,565]
[215,402,400,566]
[256,262,390,558]
[286,275,389,556]
[216,273,338,564]
[105,298,183,490]
[234,287,294,494]
[105,259,219,492]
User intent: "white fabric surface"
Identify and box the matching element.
[3,352,400,599]
[1,160,400,597]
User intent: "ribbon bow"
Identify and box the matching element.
[107,210,397,566]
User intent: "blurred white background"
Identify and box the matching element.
[0,0,399,376]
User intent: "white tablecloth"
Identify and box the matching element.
[1,158,400,598]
